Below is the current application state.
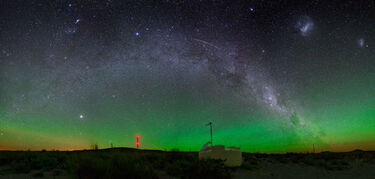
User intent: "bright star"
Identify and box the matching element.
[358,38,365,47]
[80,114,84,119]
[75,19,80,24]
[135,32,140,36]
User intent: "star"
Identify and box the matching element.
[79,114,84,119]
[358,38,365,47]
[135,32,140,36]
[75,19,81,24]
[249,8,254,12]
[65,27,77,34]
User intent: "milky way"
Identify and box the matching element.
[0,0,374,152]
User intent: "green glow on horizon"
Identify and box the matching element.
[1,74,374,152]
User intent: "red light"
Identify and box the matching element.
[135,134,140,149]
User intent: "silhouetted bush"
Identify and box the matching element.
[241,154,259,170]
[31,156,59,170]
[11,159,32,173]
[65,151,158,179]
[165,158,230,178]
[32,171,44,177]
[1,150,374,177]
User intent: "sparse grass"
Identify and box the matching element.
[69,152,158,178]
[32,171,44,177]
[52,169,62,176]
[0,149,374,178]
[7,151,62,173]
[303,158,350,170]
[164,158,230,178]
[244,151,368,170]
[241,153,259,170]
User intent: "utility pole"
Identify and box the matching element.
[313,144,315,153]
[206,122,213,148]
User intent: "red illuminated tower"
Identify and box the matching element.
[136,134,140,149]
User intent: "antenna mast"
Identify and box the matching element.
[206,122,213,147]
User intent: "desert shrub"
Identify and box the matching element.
[241,162,257,170]
[88,144,100,151]
[109,155,157,178]
[303,158,350,170]
[66,152,158,179]
[7,152,62,173]
[328,160,350,170]
[32,171,44,177]
[10,159,32,173]
[74,157,108,179]
[165,151,196,164]
[165,158,230,179]
[30,155,59,170]
[164,159,195,176]
[192,159,230,178]
[241,154,259,170]
[142,153,166,170]
[0,153,14,166]
[53,169,63,176]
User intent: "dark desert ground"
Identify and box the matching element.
[0,148,375,179]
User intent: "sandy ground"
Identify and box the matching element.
[0,166,73,179]
[233,161,375,179]
[1,161,375,178]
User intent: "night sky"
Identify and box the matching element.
[0,0,374,152]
